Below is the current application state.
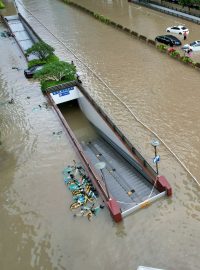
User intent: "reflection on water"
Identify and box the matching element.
[0,1,200,270]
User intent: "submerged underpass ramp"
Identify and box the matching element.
[46,81,172,222]
[82,137,165,217]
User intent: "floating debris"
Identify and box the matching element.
[53,131,62,136]
[8,98,14,104]
[42,102,49,108]
[0,31,11,38]
[12,67,20,71]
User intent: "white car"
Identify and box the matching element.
[182,40,200,52]
[166,25,189,35]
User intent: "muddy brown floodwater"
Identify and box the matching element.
[0,0,200,270]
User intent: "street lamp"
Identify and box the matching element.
[151,139,160,175]
[95,162,110,200]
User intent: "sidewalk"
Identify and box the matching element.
[130,0,200,24]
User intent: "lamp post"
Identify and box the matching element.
[95,162,110,200]
[151,139,160,175]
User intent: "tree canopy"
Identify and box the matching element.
[178,0,200,8]
[34,61,76,82]
[26,41,55,60]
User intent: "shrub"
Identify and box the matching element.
[131,31,138,37]
[28,59,46,68]
[117,24,123,29]
[148,39,156,46]
[0,1,5,9]
[139,35,147,41]
[167,47,176,53]
[156,44,167,52]
[169,50,180,58]
[110,21,117,26]
[195,62,200,68]
[94,13,110,24]
[180,56,194,64]
[124,28,131,33]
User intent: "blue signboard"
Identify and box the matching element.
[52,87,74,97]
[153,155,160,163]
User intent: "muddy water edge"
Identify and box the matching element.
[0,1,200,270]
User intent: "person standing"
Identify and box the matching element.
[188,49,192,57]
[183,31,187,40]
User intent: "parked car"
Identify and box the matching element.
[166,25,189,35]
[155,35,181,46]
[24,65,44,78]
[181,40,200,52]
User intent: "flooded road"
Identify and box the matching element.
[0,1,200,270]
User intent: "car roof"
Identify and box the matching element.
[169,25,188,29]
[190,40,200,45]
[165,35,180,41]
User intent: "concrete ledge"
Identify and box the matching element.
[156,175,172,196]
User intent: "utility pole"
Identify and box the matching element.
[151,139,160,175]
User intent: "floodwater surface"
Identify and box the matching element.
[0,1,200,270]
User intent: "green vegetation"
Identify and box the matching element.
[0,1,5,9]
[169,50,180,58]
[26,41,55,60]
[180,55,194,64]
[178,0,200,10]
[156,44,168,52]
[195,62,200,68]
[28,54,59,68]
[34,60,76,91]
[94,13,110,24]
[34,61,76,82]
[40,78,74,92]
[25,41,76,91]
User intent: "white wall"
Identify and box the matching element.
[50,86,81,104]
[78,95,133,159]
